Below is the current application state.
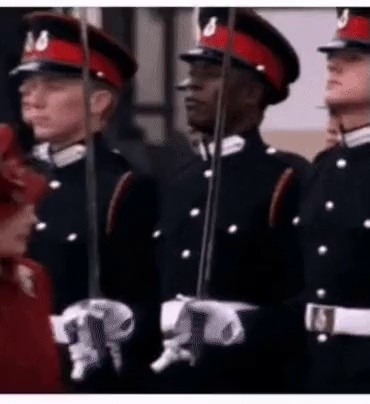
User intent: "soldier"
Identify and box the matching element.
[9,12,161,392]
[300,8,370,393]
[151,8,309,393]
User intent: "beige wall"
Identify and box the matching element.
[262,130,326,161]
[257,8,335,132]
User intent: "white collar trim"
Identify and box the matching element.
[198,135,246,161]
[344,126,370,148]
[32,143,86,167]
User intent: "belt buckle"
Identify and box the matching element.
[310,305,335,334]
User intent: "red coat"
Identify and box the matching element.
[0,257,63,393]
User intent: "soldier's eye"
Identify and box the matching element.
[343,53,360,61]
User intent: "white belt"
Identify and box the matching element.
[305,303,370,336]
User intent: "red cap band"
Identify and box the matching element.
[22,38,122,87]
[337,15,370,41]
[200,25,284,90]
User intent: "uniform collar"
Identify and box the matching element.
[343,125,370,148]
[32,142,86,167]
[198,134,246,161]
[51,144,86,167]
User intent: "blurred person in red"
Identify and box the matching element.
[0,124,62,393]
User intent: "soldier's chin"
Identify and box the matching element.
[324,92,350,107]
[33,127,57,142]
[187,116,214,135]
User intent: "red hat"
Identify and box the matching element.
[10,11,137,89]
[180,8,300,105]
[0,125,47,220]
[318,8,370,52]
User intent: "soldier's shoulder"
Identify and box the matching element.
[266,146,310,169]
[94,144,133,192]
[264,146,311,181]
[103,145,132,172]
[106,172,158,233]
[312,146,335,165]
[109,171,158,208]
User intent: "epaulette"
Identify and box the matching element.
[106,170,134,235]
[268,167,296,228]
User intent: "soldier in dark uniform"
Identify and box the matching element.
[299,8,370,393]
[151,8,309,393]
[9,12,161,392]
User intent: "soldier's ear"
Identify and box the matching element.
[240,80,265,107]
[90,89,114,117]
[229,70,264,108]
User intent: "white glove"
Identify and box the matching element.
[151,295,194,373]
[187,300,258,346]
[60,298,135,381]
[150,297,258,373]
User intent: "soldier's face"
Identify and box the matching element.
[324,50,370,108]
[0,204,37,257]
[184,61,221,132]
[184,61,246,133]
[183,60,261,134]
[19,75,85,144]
